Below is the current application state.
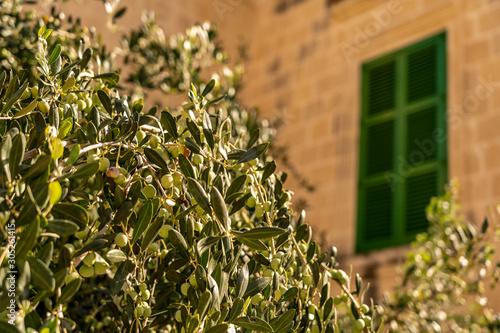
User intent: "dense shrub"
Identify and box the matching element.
[0,24,375,333]
[382,183,500,332]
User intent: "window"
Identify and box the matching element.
[357,33,447,253]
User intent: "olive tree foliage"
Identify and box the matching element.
[381,183,500,333]
[0,25,378,333]
[0,0,317,202]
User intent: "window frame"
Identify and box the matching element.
[356,32,448,253]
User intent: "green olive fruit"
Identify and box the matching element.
[135,306,144,317]
[143,307,152,317]
[64,243,75,254]
[85,97,92,109]
[114,233,128,247]
[181,282,191,296]
[83,252,96,266]
[173,173,183,186]
[189,274,198,287]
[274,251,283,259]
[168,146,179,158]
[31,86,39,98]
[271,258,281,271]
[264,201,271,212]
[114,174,127,186]
[246,196,256,208]
[255,205,264,219]
[160,249,168,259]
[141,290,151,300]
[300,289,308,299]
[161,174,174,188]
[99,157,110,172]
[249,159,258,167]
[38,100,50,113]
[302,275,313,286]
[87,153,99,164]
[118,167,128,175]
[308,304,316,314]
[147,242,159,253]
[195,221,203,232]
[158,207,169,218]
[94,262,109,275]
[149,135,160,148]
[360,304,370,314]
[341,294,348,303]
[175,310,182,322]
[139,283,148,292]
[79,265,95,278]
[263,268,274,278]
[158,225,172,238]
[299,243,308,253]
[66,92,77,103]
[334,296,342,305]
[143,184,157,198]
[354,319,365,330]
[135,130,146,143]
[77,100,86,111]
[21,88,31,99]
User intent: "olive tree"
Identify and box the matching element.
[0,27,376,333]
[381,183,500,332]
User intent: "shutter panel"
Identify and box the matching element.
[358,33,446,253]
[363,183,392,242]
[406,107,437,163]
[366,121,393,176]
[367,61,396,116]
[405,171,437,234]
[407,44,438,103]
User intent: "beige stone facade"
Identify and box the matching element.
[33,0,500,307]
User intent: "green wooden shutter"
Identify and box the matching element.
[407,44,438,102]
[367,61,396,116]
[357,33,447,253]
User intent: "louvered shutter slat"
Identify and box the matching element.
[407,44,438,102]
[366,121,394,176]
[367,61,396,116]
[406,107,438,163]
[363,184,392,241]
